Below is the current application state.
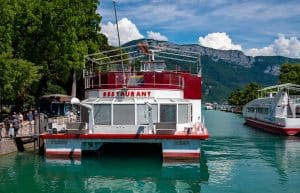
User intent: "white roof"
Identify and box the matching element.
[259,83,300,92]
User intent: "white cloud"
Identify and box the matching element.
[147,31,168,41]
[245,34,300,58]
[245,47,274,57]
[101,18,144,46]
[198,32,242,50]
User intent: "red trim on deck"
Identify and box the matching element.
[245,118,300,136]
[40,133,209,140]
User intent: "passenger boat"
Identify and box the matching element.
[40,42,209,160]
[204,103,214,110]
[243,83,300,135]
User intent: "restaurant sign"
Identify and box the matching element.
[102,90,152,97]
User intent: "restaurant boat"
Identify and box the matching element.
[243,83,300,135]
[40,42,209,160]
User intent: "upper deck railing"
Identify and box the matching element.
[83,42,201,90]
[258,83,300,98]
[84,71,188,90]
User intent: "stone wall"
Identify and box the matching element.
[0,139,18,156]
[0,120,35,156]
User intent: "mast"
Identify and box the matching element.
[113,0,126,87]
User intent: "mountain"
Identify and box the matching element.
[124,39,300,103]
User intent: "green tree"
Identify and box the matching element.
[279,64,300,84]
[0,55,42,111]
[0,0,43,111]
[0,0,14,54]
[38,0,109,97]
[0,0,110,110]
[228,82,261,106]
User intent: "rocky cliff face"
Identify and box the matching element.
[146,40,255,68]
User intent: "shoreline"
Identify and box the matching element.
[0,120,35,156]
[0,139,35,156]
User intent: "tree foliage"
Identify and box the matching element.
[228,64,300,106]
[228,82,261,106]
[279,63,300,84]
[0,0,110,111]
[0,55,42,111]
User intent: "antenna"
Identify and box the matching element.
[113,0,126,87]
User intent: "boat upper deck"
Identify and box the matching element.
[84,42,202,99]
[84,71,202,99]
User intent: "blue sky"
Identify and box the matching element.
[98,0,300,58]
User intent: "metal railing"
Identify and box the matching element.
[85,71,185,89]
[289,96,300,104]
[83,42,201,82]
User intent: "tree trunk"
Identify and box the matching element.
[71,70,76,97]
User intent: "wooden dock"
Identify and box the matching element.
[14,135,38,152]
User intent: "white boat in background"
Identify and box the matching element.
[243,83,300,135]
[204,103,214,110]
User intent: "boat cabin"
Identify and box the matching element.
[80,97,193,134]
[39,94,73,117]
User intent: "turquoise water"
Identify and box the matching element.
[0,110,299,193]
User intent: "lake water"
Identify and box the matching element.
[0,110,299,193]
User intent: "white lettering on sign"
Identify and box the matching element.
[102,91,152,97]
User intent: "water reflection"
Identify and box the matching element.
[201,111,300,193]
[253,136,300,183]
[0,152,209,193]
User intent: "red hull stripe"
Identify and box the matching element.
[40,133,209,140]
[46,151,81,158]
[163,152,200,159]
[245,118,300,136]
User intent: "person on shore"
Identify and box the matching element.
[4,116,10,137]
[8,116,14,139]
[12,113,19,137]
[0,122,3,141]
[18,112,23,135]
[27,111,33,134]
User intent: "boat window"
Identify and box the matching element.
[246,107,255,113]
[113,104,135,125]
[94,104,111,125]
[80,106,89,123]
[160,104,176,123]
[190,105,193,122]
[152,105,158,123]
[137,104,158,124]
[255,107,268,114]
[178,104,189,123]
[296,106,300,118]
